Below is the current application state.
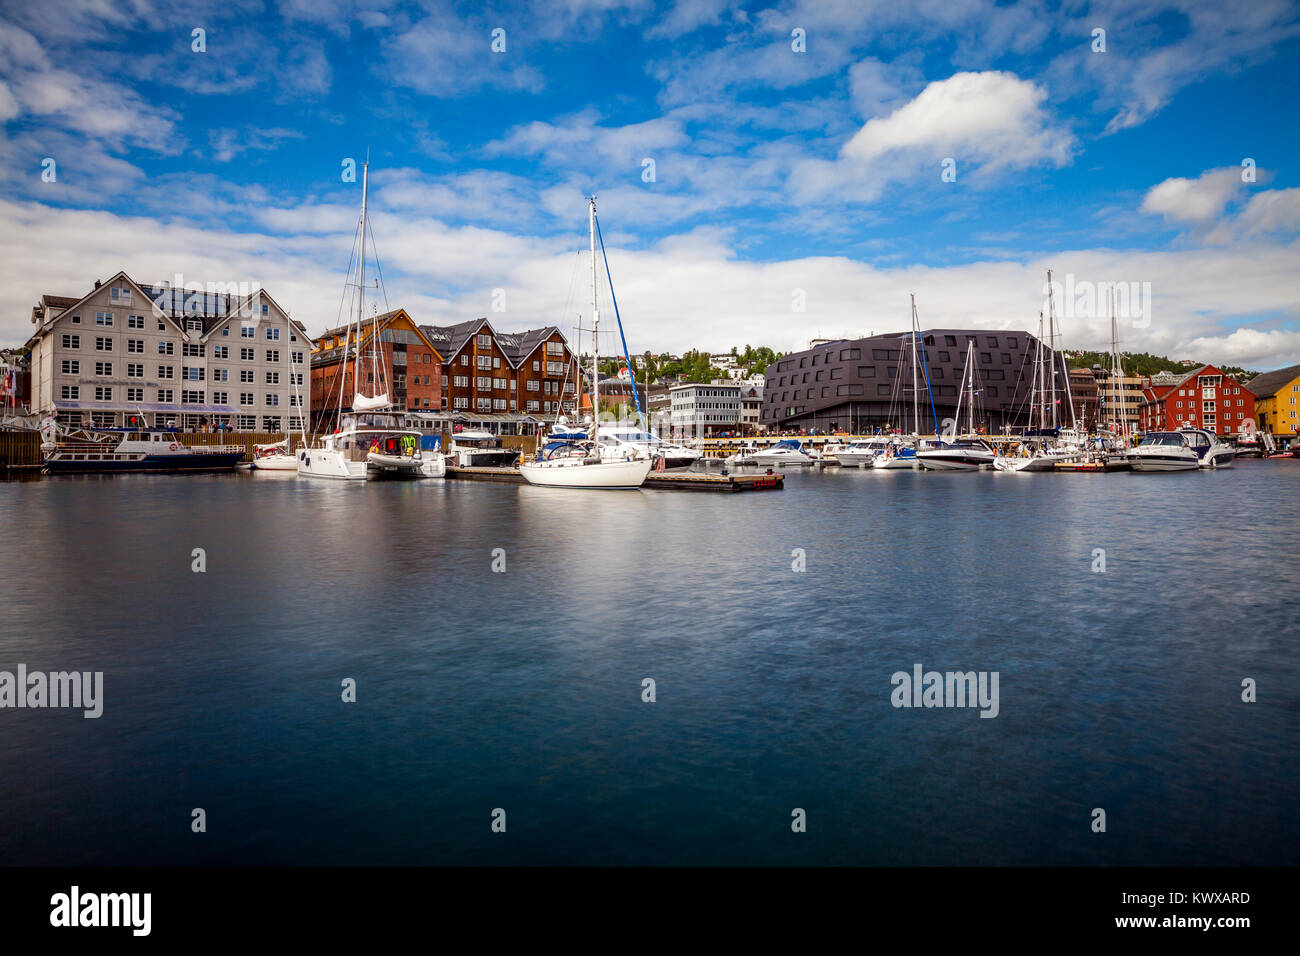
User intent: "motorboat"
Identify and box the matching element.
[916,437,997,471]
[1130,429,1235,471]
[251,440,298,471]
[870,441,919,469]
[993,439,1084,473]
[747,439,815,466]
[365,429,445,479]
[448,429,521,468]
[590,420,700,470]
[835,437,892,466]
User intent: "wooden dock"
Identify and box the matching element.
[1053,460,1132,473]
[446,465,783,492]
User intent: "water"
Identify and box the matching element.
[1,461,1296,866]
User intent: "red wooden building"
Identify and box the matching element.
[1137,364,1255,436]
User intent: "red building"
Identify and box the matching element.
[309,309,443,430]
[1138,364,1255,436]
[421,318,578,425]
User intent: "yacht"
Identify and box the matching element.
[916,437,997,471]
[589,421,700,470]
[870,441,919,469]
[251,440,298,471]
[299,412,429,480]
[1130,429,1235,472]
[747,439,815,466]
[448,429,521,468]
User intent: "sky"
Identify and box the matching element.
[2,0,1299,367]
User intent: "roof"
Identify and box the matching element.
[419,318,489,362]
[497,326,561,365]
[1245,363,1300,399]
[420,319,571,368]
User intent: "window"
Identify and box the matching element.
[477,333,492,348]
[476,398,491,413]
[460,355,469,366]
[292,352,303,364]
[109,287,131,304]
[526,400,539,412]
[477,355,492,370]
[239,347,254,361]
[454,375,468,387]
[127,315,144,329]
[184,367,204,381]
[94,386,112,401]
[533,360,540,372]
[127,387,144,402]
[61,360,79,375]
[266,328,279,340]
[96,337,113,351]
[266,350,279,363]
[183,343,204,357]
[124,338,143,354]
[546,342,563,355]
[526,379,539,392]
[213,345,229,359]
[186,318,203,332]
[944,335,957,346]
[986,336,999,348]
[158,319,167,331]
[265,394,279,406]
[453,397,468,409]
[61,385,79,400]
[1001,353,1011,364]
[265,372,279,385]
[127,363,143,378]
[240,370,254,383]
[493,377,508,389]
[840,348,861,361]
[158,389,173,403]
[158,341,174,355]
[236,415,257,430]
[240,326,255,339]
[62,334,81,349]
[212,368,228,382]
[95,311,114,326]
[262,304,269,315]
[70,314,81,324]
[979,352,991,364]
[240,393,254,405]
[95,362,113,376]
[182,390,204,404]
[158,365,174,379]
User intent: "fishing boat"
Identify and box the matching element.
[40,419,243,474]
[1130,429,1235,471]
[519,197,651,490]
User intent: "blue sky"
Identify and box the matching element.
[2,0,1299,366]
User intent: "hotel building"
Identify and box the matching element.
[26,272,312,431]
[1137,365,1256,436]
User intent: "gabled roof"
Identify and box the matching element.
[202,288,312,344]
[419,318,490,363]
[312,309,441,364]
[1245,363,1300,399]
[497,326,564,366]
[26,271,183,348]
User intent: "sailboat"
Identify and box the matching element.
[252,335,307,471]
[872,293,933,469]
[916,339,997,470]
[519,197,652,489]
[298,157,429,480]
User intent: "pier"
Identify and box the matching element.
[446,465,783,492]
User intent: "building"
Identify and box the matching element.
[737,380,764,433]
[1246,362,1300,438]
[26,271,311,431]
[1137,365,1256,436]
[1091,367,1143,434]
[760,329,1061,434]
[1,348,31,412]
[420,318,579,430]
[309,309,442,430]
[710,353,738,371]
[1068,369,1099,431]
[670,382,741,437]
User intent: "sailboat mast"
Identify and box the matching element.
[1110,287,1122,434]
[358,157,369,396]
[910,293,919,435]
[589,196,599,442]
[1045,269,1058,430]
[967,340,975,435]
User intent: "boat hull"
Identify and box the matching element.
[519,456,652,488]
[1129,453,1199,472]
[916,452,992,471]
[44,451,243,474]
[297,448,367,479]
[251,454,298,471]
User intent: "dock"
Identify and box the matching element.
[446,466,783,492]
[1053,460,1132,473]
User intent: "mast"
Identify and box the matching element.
[967,339,975,435]
[910,293,919,435]
[1032,313,1044,430]
[1045,268,1058,430]
[952,341,967,440]
[589,196,599,443]
[1110,287,1123,435]
[358,156,369,399]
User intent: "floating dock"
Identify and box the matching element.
[1053,460,1132,473]
[445,466,783,492]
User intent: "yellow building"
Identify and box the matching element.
[1247,363,1300,437]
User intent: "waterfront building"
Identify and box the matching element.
[760,329,1061,434]
[1137,364,1256,436]
[670,381,741,437]
[1068,369,1099,431]
[420,318,578,429]
[26,271,311,431]
[309,308,443,431]
[738,380,764,433]
[1245,363,1300,438]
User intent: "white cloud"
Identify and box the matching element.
[1140,168,1245,226]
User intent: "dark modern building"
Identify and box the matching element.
[760,329,1067,434]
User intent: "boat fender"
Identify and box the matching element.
[170,443,179,451]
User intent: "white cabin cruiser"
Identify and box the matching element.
[916,438,997,471]
[747,439,815,466]
[834,437,893,467]
[871,441,919,469]
[589,421,700,470]
[1130,429,1235,471]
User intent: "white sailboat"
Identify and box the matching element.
[872,293,929,470]
[252,336,307,471]
[916,340,997,470]
[298,157,429,480]
[519,197,652,490]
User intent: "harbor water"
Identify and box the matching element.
[1,461,1297,865]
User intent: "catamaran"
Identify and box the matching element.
[297,158,436,480]
[519,197,652,489]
